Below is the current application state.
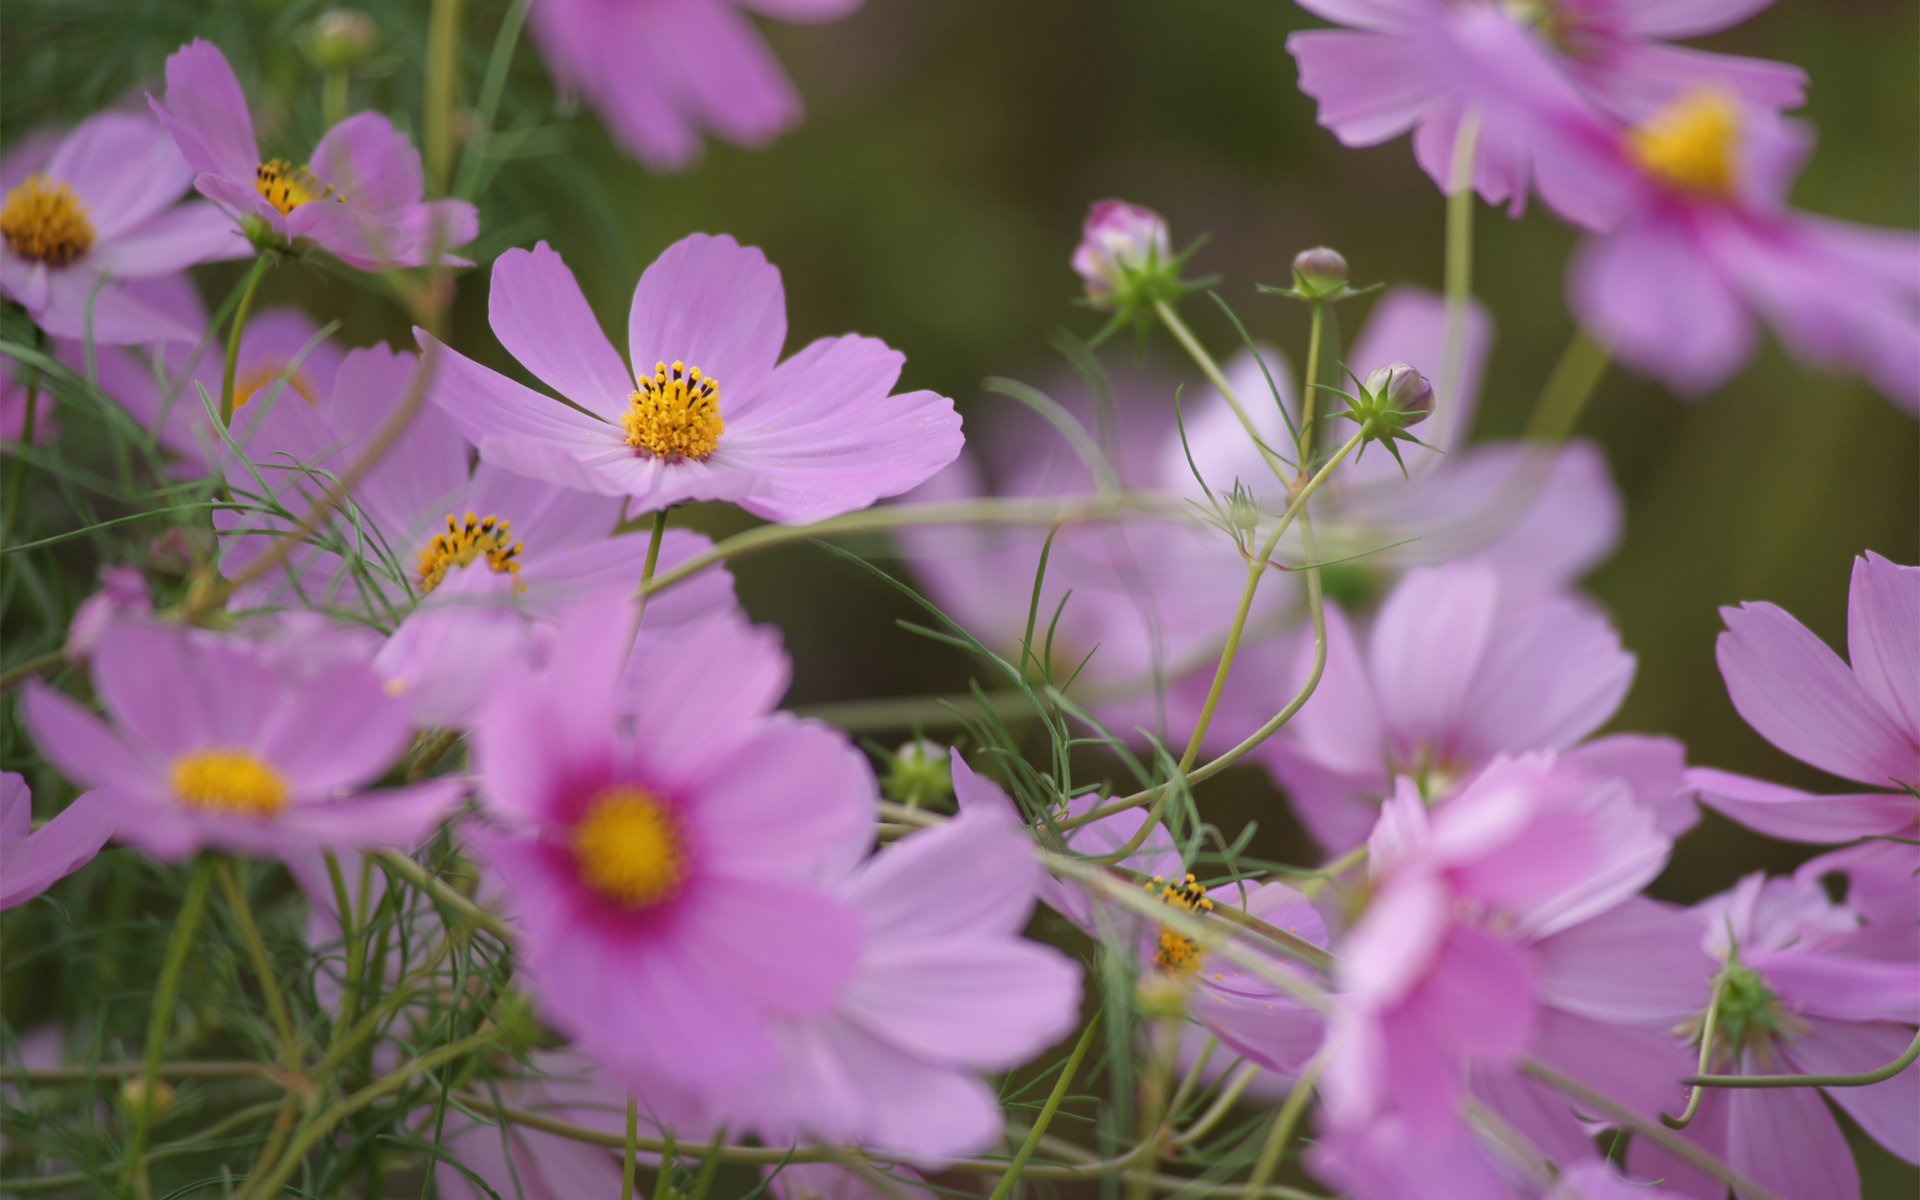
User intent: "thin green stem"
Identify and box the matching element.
[1296,301,1324,475]
[1243,1052,1325,1199]
[1154,298,1293,484]
[622,1092,641,1200]
[1435,109,1480,447]
[1526,327,1611,442]
[1171,1063,1261,1148]
[322,70,349,127]
[455,0,535,201]
[1688,1026,1920,1089]
[1662,972,1728,1128]
[214,860,299,1067]
[218,255,273,425]
[123,860,215,1198]
[626,507,671,660]
[1125,1019,1180,1200]
[374,849,512,941]
[987,1015,1103,1200]
[0,649,65,692]
[424,0,463,192]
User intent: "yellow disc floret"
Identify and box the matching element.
[170,749,290,816]
[416,512,524,594]
[1147,873,1215,976]
[623,360,724,461]
[0,175,95,266]
[255,158,337,215]
[1628,89,1741,198]
[573,787,689,909]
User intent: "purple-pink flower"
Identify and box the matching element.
[149,40,477,270]
[1691,551,1919,842]
[64,566,153,661]
[419,236,963,522]
[0,112,242,343]
[21,622,459,862]
[1629,871,1920,1200]
[0,772,115,910]
[1287,0,1803,217]
[527,0,864,171]
[1072,199,1173,307]
[461,592,874,1100]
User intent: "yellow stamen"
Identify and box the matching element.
[230,361,318,413]
[0,175,95,266]
[1628,89,1741,198]
[416,511,524,594]
[623,360,723,461]
[573,787,688,909]
[170,749,289,816]
[254,158,337,216]
[1146,872,1215,976]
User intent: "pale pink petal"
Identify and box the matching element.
[1847,552,1920,750]
[307,113,425,213]
[21,683,160,795]
[0,790,116,910]
[844,937,1080,1070]
[45,112,194,238]
[1785,1020,1920,1164]
[627,233,785,394]
[1369,563,1499,754]
[685,717,874,882]
[1456,595,1633,760]
[490,242,636,418]
[1726,1067,1859,1200]
[1690,767,1915,843]
[1533,897,1716,1022]
[149,39,259,181]
[1605,0,1779,37]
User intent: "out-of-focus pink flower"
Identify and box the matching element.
[1072,200,1173,308]
[428,1050,627,1200]
[527,0,863,172]
[1287,0,1802,217]
[1566,93,1920,409]
[1321,756,1683,1145]
[684,755,1081,1164]
[64,566,152,661]
[1793,838,1920,964]
[0,772,115,910]
[20,622,457,862]
[0,112,243,343]
[418,237,962,523]
[1628,872,1920,1200]
[462,592,874,1104]
[1260,561,1692,852]
[1691,551,1920,841]
[149,40,477,270]
[765,1163,931,1199]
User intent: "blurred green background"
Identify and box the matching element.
[3,0,1916,1191]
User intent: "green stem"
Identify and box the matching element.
[1154,298,1293,484]
[1688,1026,1920,1089]
[424,0,463,192]
[123,860,215,1198]
[322,70,349,128]
[987,1015,1103,1200]
[626,507,672,659]
[0,649,66,692]
[622,1092,641,1200]
[1242,1052,1324,1198]
[374,849,511,941]
[218,255,272,426]
[1526,327,1611,442]
[213,860,298,1066]
[1662,972,1727,1128]
[1296,301,1324,474]
[1435,109,1480,447]
[1171,1063,1261,1148]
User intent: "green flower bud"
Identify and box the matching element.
[1291,246,1349,296]
[882,740,952,808]
[309,9,378,70]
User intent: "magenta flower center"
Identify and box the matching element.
[254,158,337,216]
[416,512,525,594]
[1628,89,1740,198]
[1147,872,1214,975]
[0,175,94,266]
[623,360,724,461]
[169,749,290,816]
[573,786,689,909]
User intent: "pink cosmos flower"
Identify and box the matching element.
[419,237,963,522]
[527,0,863,171]
[215,344,694,618]
[1321,756,1682,1145]
[149,40,478,270]
[1072,200,1173,307]
[1260,561,1693,852]
[84,277,343,477]
[461,592,875,1100]
[1565,93,1920,409]
[1628,872,1920,1200]
[429,1051,626,1200]
[1691,551,1920,842]
[0,772,115,910]
[64,566,153,661]
[0,112,242,343]
[20,622,459,861]
[1287,0,1803,217]
[1794,838,1920,964]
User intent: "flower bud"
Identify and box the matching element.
[121,1078,175,1121]
[1072,200,1173,310]
[1291,246,1349,296]
[309,9,378,69]
[1135,971,1192,1019]
[1362,362,1434,427]
[882,740,952,808]
[66,567,152,661]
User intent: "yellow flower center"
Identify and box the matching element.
[230,361,319,413]
[0,175,95,266]
[573,787,689,909]
[255,158,337,216]
[170,749,289,816]
[416,512,524,594]
[623,360,723,461]
[1628,89,1740,198]
[1148,873,1214,976]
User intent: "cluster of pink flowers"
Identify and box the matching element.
[1,6,1913,1199]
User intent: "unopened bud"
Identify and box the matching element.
[882,740,953,809]
[121,1078,175,1121]
[310,9,378,69]
[1291,246,1349,296]
[1072,200,1173,311]
[1362,362,1434,427]
[65,567,152,661]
